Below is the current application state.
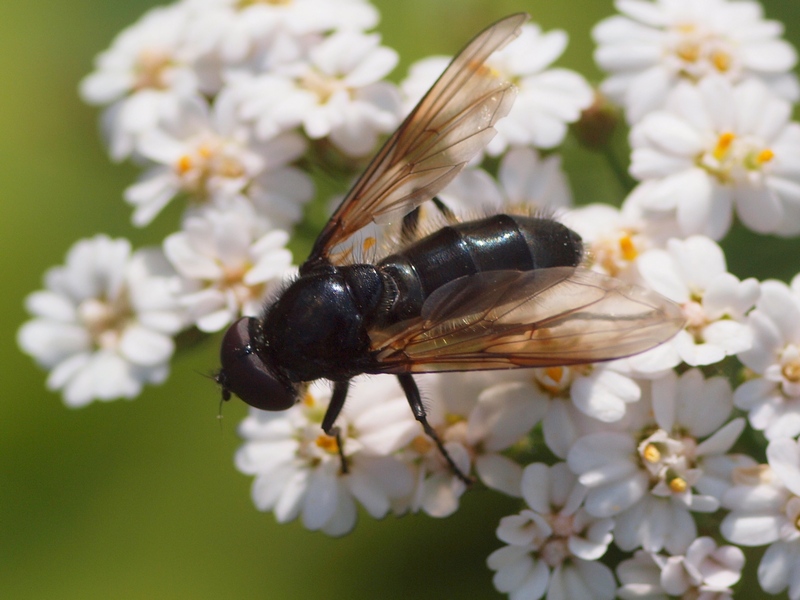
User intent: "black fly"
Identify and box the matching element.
[216,13,684,483]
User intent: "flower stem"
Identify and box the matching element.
[602,145,637,194]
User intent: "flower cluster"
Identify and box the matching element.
[17,0,800,598]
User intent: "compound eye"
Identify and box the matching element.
[218,317,298,411]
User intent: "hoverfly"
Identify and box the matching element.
[217,13,684,482]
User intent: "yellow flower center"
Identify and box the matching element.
[711,50,732,72]
[174,139,247,196]
[669,477,688,493]
[619,234,638,261]
[783,361,800,383]
[713,132,736,161]
[668,22,738,82]
[642,443,661,463]
[699,130,775,184]
[315,434,339,454]
[134,50,173,91]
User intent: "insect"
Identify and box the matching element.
[217,13,685,482]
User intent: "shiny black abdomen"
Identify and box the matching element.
[374,215,582,326]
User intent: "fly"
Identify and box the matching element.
[216,13,685,482]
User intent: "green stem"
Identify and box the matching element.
[602,145,637,195]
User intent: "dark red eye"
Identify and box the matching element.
[218,317,298,411]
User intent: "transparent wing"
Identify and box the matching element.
[307,13,528,265]
[370,268,685,373]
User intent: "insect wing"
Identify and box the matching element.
[371,268,685,372]
[308,13,528,264]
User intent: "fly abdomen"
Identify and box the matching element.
[376,215,583,325]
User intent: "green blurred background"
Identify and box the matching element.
[2,1,799,598]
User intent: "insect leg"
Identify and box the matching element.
[396,373,472,485]
[431,196,457,223]
[400,197,458,245]
[400,207,422,245]
[322,380,351,474]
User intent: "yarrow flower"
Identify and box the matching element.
[616,539,745,599]
[163,201,293,333]
[183,0,379,68]
[735,276,800,440]
[235,377,418,536]
[125,93,310,227]
[18,235,184,407]
[722,437,800,599]
[487,462,616,600]
[79,3,201,160]
[628,76,800,239]
[637,235,759,366]
[231,29,401,156]
[594,0,800,123]
[400,23,593,155]
[568,370,743,553]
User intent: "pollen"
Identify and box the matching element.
[676,40,700,63]
[642,443,661,463]
[315,434,339,454]
[198,144,214,159]
[711,50,731,72]
[220,157,245,179]
[783,360,800,383]
[411,435,433,454]
[619,234,638,261]
[669,477,688,493]
[302,392,316,407]
[713,132,736,160]
[545,366,564,384]
[177,155,193,174]
[468,60,498,79]
[757,149,775,164]
[362,237,377,254]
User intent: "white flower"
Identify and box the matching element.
[439,148,572,216]
[616,550,667,600]
[235,377,417,536]
[563,203,649,281]
[486,24,594,154]
[400,25,593,155]
[437,363,642,466]
[735,276,800,440]
[18,236,184,407]
[487,463,616,600]
[80,4,201,161]
[721,438,800,599]
[594,0,799,123]
[125,93,309,227]
[184,0,378,67]
[616,539,745,600]
[637,236,759,366]
[568,370,743,553]
[628,76,800,239]
[236,30,401,157]
[399,56,450,113]
[540,363,643,424]
[163,201,293,333]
